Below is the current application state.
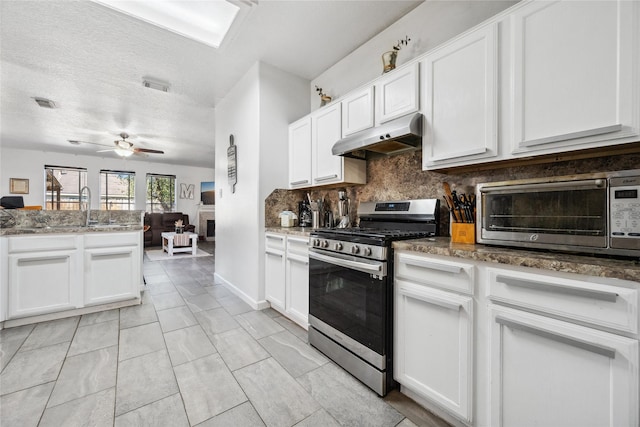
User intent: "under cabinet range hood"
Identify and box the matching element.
[332,112,423,159]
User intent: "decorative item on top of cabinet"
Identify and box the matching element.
[382,36,411,74]
[315,85,332,107]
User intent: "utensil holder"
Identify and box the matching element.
[451,223,475,244]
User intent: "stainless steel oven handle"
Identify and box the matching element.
[309,250,385,276]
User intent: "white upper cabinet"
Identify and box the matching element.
[341,86,375,137]
[375,62,420,124]
[422,23,498,169]
[312,103,344,185]
[288,116,312,189]
[509,0,640,155]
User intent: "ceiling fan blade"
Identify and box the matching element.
[68,139,113,148]
[134,148,164,154]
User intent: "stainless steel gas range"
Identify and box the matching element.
[308,199,440,396]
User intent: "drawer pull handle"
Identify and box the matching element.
[265,249,284,256]
[496,275,618,303]
[400,287,463,311]
[18,255,68,264]
[314,174,338,183]
[290,179,310,186]
[403,258,462,274]
[496,316,616,359]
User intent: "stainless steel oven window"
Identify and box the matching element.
[308,250,388,355]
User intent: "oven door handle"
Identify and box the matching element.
[309,250,386,276]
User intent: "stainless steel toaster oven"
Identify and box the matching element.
[477,170,640,258]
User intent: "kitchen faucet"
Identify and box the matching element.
[80,186,95,227]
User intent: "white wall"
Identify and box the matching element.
[310,0,518,109]
[214,61,309,307]
[0,147,214,224]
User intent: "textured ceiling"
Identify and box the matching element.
[0,0,421,168]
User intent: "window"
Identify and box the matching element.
[146,174,176,213]
[100,170,135,210]
[44,165,87,210]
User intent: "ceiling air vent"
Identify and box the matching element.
[33,97,56,109]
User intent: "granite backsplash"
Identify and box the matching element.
[265,146,640,235]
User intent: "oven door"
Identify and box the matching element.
[308,248,388,358]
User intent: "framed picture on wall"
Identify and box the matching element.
[10,178,29,194]
[201,182,215,205]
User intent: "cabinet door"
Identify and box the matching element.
[265,234,286,311]
[510,0,640,154]
[395,278,474,422]
[312,103,343,186]
[490,306,639,427]
[84,246,140,306]
[289,117,312,189]
[341,86,375,137]
[375,62,419,124]
[286,253,309,329]
[422,23,498,169]
[8,250,81,318]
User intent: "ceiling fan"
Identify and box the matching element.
[69,132,164,157]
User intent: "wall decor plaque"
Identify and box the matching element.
[10,178,29,194]
[227,134,237,193]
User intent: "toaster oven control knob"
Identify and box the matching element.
[363,247,372,256]
[334,243,343,251]
[321,240,329,248]
[351,245,360,254]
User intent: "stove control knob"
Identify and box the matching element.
[351,245,360,254]
[363,247,372,256]
[334,243,343,251]
[321,240,329,248]
[312,239,320,247]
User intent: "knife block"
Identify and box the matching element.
[451,222,476,244]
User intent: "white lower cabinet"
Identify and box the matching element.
[490,305,638,427]
[265,233,309,329]
[487,267,639,427]
[395,251,640,427]
[394,252,475,423]
[84,232,141,306]
[285,236,309,327]
[265,233,287,311]
[3,232,142,322]
[7,235,81,319]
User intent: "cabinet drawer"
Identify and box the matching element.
[8,235,78,253]
[265,233,286,252]
[487,268,639,334]
[395,251,475,295]
[84,231,140,248]
[286,236,308,258]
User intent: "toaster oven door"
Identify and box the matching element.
[479,179,608,249]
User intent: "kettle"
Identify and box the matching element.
[279,211,298,227]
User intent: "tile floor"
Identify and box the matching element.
[0,244,450,427]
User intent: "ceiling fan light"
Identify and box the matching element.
[114,148,134,157]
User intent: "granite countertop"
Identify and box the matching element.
[1,224,143,236]
[265,227,312,237]
[394,237,640,283]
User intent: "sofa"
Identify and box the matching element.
[144,212,195,247]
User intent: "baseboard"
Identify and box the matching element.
[213,273,270,311]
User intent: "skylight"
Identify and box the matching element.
[93,0,240,48]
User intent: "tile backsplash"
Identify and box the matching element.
[265,146,640,235]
